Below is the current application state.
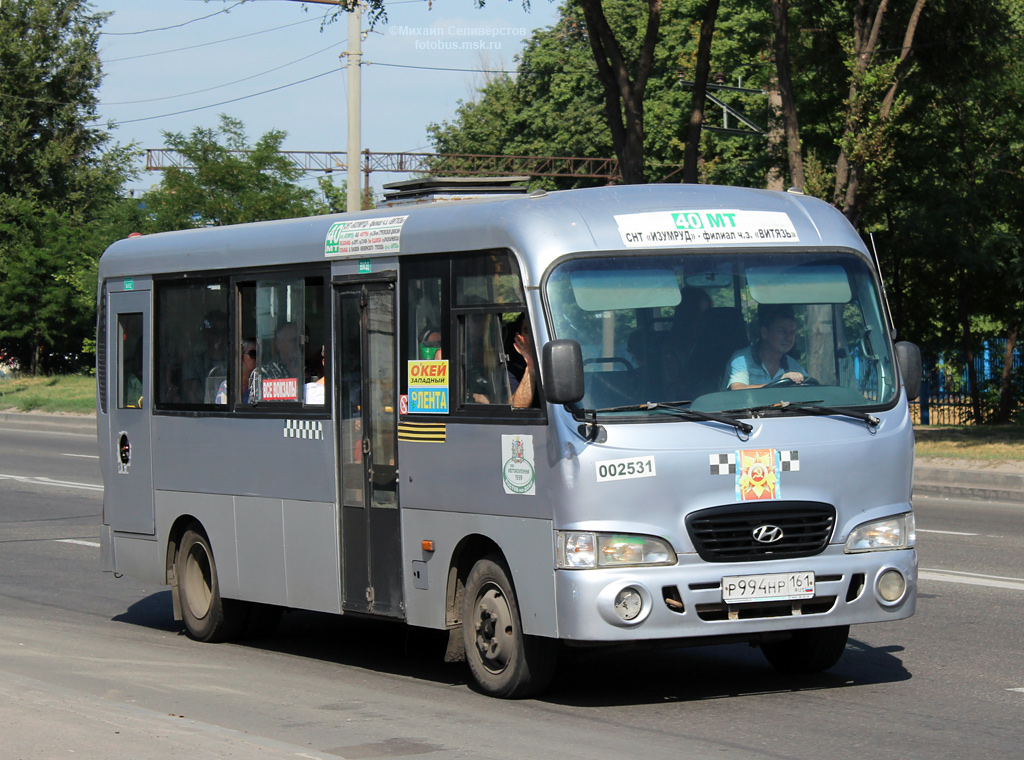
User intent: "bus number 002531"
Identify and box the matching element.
[596,456,656,482]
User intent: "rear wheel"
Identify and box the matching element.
[176,527,246,642]
[761,625,850,674]
[462,555,558,698]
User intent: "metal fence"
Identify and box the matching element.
[909,340,1023,425]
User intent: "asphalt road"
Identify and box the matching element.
[1,413,1022,759]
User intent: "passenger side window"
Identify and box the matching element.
[238,275,327,406]
[462,312,511,405]
[401,250,540,417]
[155,280,228,407]
[118,313,144,409]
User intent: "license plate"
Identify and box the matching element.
[721,572,815,604]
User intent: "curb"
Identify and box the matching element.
[914,465,1024,504]
[0,410,96,433]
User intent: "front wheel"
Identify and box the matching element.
[462,555,558,698]
[176,527,246,642]
[761,625,850,674]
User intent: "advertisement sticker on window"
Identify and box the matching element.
[407,359,449,414]
[262,377,298,401]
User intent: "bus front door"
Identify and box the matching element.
[336,279,402,617]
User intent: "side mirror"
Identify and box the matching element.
[541,339,585,405]
[895,341,922,401]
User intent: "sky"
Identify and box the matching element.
[94,0,562,197]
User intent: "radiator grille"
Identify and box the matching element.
[686,501,836,562]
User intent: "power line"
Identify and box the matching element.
[101,1,247,36]
[99,67,341,126]
[101,41,343,105]
[367,60,519,75]
[104,16,320,62]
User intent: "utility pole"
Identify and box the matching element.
[287,0,361,211]
[346,3,361,212]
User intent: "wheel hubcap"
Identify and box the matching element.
[474,584,514,674]
[182,544,213,620]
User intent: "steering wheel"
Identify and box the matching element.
[583,356,635,371]
[762,376,819,388]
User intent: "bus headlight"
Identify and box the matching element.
[845,513,916,553]
[557,532,676,569]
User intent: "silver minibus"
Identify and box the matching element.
[98,183,921,697]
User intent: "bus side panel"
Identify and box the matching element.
[151,417,336,505]
[235,496,289,604]
[108,535,163,586]
[154,491,342,613]
[401,510,557,638]
[235,496,340,612]
[156,490,240,595]
[398,424,554,520]
[281,498,341,612]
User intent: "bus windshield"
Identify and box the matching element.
[545,250,899,416]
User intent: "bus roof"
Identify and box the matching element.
[98,184,869,284]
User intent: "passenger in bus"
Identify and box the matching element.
[725,304,807,389]
[507,313,537,408]
[305,345,326,405]
[182,310,227,404]
[673,287,713,355]
[214,338,258,405]
[419,326,442,359]
[123,333,144,408]
[261,322,302,380]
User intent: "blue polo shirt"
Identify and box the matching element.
[726,345,806,388]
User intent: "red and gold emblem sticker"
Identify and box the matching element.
[736,448,780,501]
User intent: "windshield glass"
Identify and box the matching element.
[545,250,898,416]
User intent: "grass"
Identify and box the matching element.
[913,425,1024,461]
[0,374,97,415]
[3,374,1023,462]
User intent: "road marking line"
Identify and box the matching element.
[55,539,101,548]
[919,569,1024,592]
[917,528,979,536]
[62,453,99,459]
[921,568,1024,581]
[0,473,103,492]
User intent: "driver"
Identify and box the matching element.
[726,304,807,389]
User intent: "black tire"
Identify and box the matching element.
[761,625,850,674]
[462,555,558,698]
[176,527,246,643]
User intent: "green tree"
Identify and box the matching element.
[871,0,1024,423]
[429,0,697,187]
[0,0,136,374]
[141,116,324,231]
[321,0,688,184]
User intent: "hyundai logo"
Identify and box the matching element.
[752,524,784,544]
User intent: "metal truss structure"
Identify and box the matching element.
[145,149,622,183]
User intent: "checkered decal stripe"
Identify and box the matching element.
[780,450,800,471]
[709,453,736,475]
[710,450,799,474]
[283,419,324,440]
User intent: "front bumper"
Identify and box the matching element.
[553,545,917,642]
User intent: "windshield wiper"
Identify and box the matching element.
[579,401,753,435]
[724,400,880,428]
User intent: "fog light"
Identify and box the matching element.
[877,569,906,603]
[614,587,643,621]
